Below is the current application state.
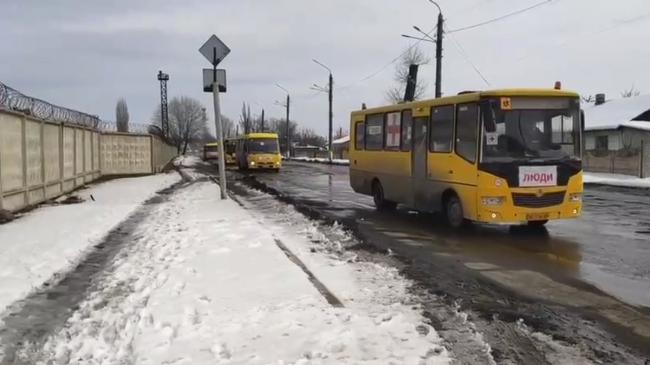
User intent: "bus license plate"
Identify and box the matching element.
[526,213,549,221]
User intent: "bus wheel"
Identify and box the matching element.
[527,220,548,227]
[444,194,465,229]
[372,181,396,211]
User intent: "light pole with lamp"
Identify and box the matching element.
[312,59,333,162]
[275,83,291,157]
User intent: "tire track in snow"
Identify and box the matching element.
[0,175,195,364]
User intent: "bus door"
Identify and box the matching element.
[412,116,429,210]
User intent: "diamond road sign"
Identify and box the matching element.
[199,35,231,66]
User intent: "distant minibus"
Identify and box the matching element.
[202,142,219,160]
[236,133,282,171]
[349,88,583,228]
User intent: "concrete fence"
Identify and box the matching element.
[583,147,648,178]
[0,109,177,212]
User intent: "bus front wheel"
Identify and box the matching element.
[443,194,465,229]
[372,181,396,211]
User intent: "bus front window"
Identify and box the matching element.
[481,100,581,163]
[246,139,279,154]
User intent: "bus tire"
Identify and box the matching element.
[443,193,465,229]
[527,220,548,227]
[372,180,396,211]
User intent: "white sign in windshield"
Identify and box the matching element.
[519,165,557,187]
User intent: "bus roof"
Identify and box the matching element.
[245,133,279,139]
[204,142,219,147]
[352,88,580,116]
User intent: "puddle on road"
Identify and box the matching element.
[0,179,189,364]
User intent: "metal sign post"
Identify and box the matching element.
[200,35,231,200]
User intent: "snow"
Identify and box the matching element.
[29,161,450,364]
[583,94,650,131]
[291,157,351,166]
[0,171,181,314]
[583,172,650,188]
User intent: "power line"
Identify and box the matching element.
[447,0,554,33]
[337,26,437,91]
[446,30,491,86]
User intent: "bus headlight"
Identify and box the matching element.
[569,193,582,202]
[481,196,505,206]
[249,161,256,166]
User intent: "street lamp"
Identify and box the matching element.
[275,83,291,157]
[312,59,333,162]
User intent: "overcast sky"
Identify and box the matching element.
[3,0,650,136]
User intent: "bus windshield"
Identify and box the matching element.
[481,100,581,163]
[225,142,236,154]
[246,138,279,154]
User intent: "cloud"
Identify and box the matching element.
[2,0,650,136]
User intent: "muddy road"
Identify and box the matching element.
[218,161,650,364]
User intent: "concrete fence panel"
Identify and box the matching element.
[1,109,177,212]
[100,133,153,175]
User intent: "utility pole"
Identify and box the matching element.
[286,93,291,157]
[275,83,291,157]
[328,72,333,162]
[157,70,170,137]
[435,9,443,98]
[313,59,333,162]
[260,108,265,132]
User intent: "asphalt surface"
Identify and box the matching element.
[224,160,650,364]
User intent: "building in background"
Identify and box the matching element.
[332,135,349,160]
[583,93,650,177]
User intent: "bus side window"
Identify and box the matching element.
[401,110,412,151]
[355,121,365,150]
[456,103,478,163]
[430,105,454,152]
[365,113,384,150]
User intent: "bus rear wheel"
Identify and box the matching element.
[443,194,465,229]
[372,181,396,211]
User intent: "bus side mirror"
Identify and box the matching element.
[480,100,496,132]
[580,109,585,131]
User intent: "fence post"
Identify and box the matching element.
[40,119,46,199]
[21,115,27,206]
[0,116,4,210]
[641,140,645,178]
[59,123,64,194]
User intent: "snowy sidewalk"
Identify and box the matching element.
[0,171,181,314]
[583,172,650,189]
[21,164,450,364]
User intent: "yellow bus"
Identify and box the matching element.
[349,88,583,228]
[203,139,237,164]
[203,142,219,160]
[236,133,282,171]
[224,138,237,165]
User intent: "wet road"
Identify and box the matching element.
[226,161,650,363]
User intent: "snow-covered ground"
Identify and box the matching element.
[583,172,650,189]
[21,161,450,364]
[291,157,350,166]
[0,171,181,314]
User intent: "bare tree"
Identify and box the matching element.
[115,98,129,133]
[151,96,208,154]
[621,85,641,98]
[222,115,235,138]
[581,95,595,103]
[385,46,430,104]
[239,102,253,134]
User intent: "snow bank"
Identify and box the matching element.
[35,177,450,364]
[0,172,181,313]
[291,156,350,166]
[584,172,650,189]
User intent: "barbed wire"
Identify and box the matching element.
[96,120,152,134]
[0,81,100,128]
